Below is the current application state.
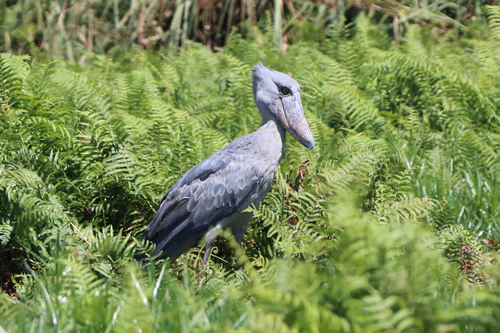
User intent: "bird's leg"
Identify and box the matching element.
[202,224,222,266]
[232,212,253,245]
[202,238,216,266]
[231,212,253,268]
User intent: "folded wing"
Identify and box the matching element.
[141,147,261,258]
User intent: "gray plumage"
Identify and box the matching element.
[137,63,314,264]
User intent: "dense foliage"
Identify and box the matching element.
[2,6,500,332]
[1,0,497,57]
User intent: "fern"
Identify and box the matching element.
[486,5,500,41]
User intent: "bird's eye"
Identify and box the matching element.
[281,87,291,95]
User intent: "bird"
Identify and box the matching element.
[136,63,315,265]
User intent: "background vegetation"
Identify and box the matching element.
[2,1,500,332]
[2,0,500,57]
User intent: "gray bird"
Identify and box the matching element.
[136,63,314,265]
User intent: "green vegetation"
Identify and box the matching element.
[2,3,500,332]
[1,0,496,57]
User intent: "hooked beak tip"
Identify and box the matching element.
[305,139,315,151]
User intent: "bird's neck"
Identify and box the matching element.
[261,116,286,153]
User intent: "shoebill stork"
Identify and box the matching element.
[136,63,314,264]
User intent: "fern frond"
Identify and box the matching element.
[486,5,500,40]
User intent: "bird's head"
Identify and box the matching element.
[252,63,315,150]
